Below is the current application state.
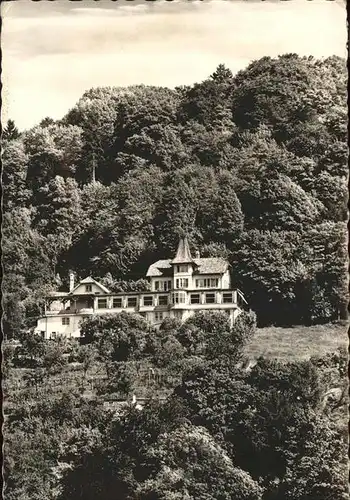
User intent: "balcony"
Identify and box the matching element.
[45,307,94,316]
[45,310,60,316]
[45,289,246,316]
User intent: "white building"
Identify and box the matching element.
[34,237,247,339]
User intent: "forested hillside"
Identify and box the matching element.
[2,54,348,335]
[4,312,348,500]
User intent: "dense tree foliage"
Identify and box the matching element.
[2,54,347,335]
[80,312,154,361]
[3,310,347,500]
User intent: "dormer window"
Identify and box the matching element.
[85,284,92,292]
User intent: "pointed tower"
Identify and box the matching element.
[171,236,194,265]
[171,236,196,290]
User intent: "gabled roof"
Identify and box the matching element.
[69,277,111,295]
[146,257,229,277]
[146,260,173,277]
[193,258,229,275]
[171,237,194,265]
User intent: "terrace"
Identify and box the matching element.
[44,289,247,315]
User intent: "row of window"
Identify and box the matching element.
[85,279,221,295]
[96,291,236,309]
[97,295,169,309]
[173,292,235,305]
[154,278,220,290]
[189,292,215,304]
[63,291,237,314]
[195,278,219,288]
[98,297,137,309]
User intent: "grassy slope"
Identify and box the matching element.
[245,322,348,363]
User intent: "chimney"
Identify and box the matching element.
[195,250,200,259]
[69,272,75,292]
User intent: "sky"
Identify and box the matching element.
[1,0,347,131]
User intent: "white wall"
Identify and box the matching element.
[221,270,231,289]
[35,315,82,339]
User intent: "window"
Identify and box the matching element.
[127,297,137,308]
[113,297,122,308]
[158,295,168,306]
[155,280,172,291]
[155,312,163,322]
[223,292,233,304]
[97,298,108,309]
[163,280,172,291]
[143,296,153,306]
[175,265,188,273]
[190,293,200,304]
[85,284,92,292]
[195,278,219,288]
[172,292,186,304]
[62,317,70,325]
[205,293,216,304]
[175,278,188,289]
[174,311,182,319]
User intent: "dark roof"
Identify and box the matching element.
[146,257,229,277]
[171,237,194,264]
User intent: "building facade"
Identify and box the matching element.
[34,237,247,339]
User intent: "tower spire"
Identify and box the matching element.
[171,235,194,264]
